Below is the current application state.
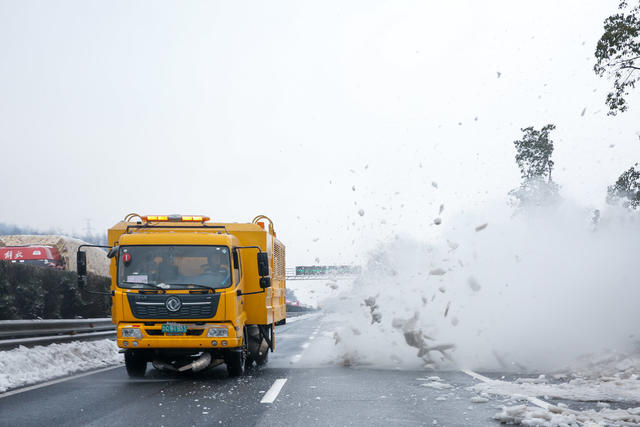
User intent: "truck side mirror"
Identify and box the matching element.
[257,252,269,277]
[77,251,87,289]
[107,246,119,259]
[260,277,271,289]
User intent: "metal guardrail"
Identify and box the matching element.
[285,267,358,280]
[0,311,315,351]
[0,318,116,350]
[286,274,357,280]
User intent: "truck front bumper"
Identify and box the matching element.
[116,322,241,349]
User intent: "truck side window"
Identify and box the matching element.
[232,249,241,285]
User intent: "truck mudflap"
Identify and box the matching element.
[257,324,274,352]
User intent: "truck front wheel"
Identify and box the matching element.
[225,349,246,377]
[225,334,248,377]
[124,350,147,378]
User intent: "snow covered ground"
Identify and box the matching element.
[493,404,640,426]
[0,339,122,393]
[475,351,640,426]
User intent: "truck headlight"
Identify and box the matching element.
[122,328,143,339]
[207,327,228,337]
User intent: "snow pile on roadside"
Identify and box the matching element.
[472,351,640,403]
[477,352,640,426]
[321,202,640,371]
[0,339,121,393]
[494,404,640,426]
[569,351,640,382]
[472,374,640,403]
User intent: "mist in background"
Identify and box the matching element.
[1,1,639,267]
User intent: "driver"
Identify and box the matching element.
[204,251,231,286]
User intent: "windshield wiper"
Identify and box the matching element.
[167,283,216,291]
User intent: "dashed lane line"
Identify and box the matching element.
[461,369,551,410]
[290,354,302,364]
[0,365,123,399]
[261,378,288,404]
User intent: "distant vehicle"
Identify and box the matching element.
[0,245,64,269]
[0,235,109,276]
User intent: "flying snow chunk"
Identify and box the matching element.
[431,181,438,189]
[467,276,482,292]
[496,71,502,78]
[433,217,442,225]
[352,185,356,191]
[475,223,488,232]
[439,204,444,214]
[358,209,365,217]
[429,268,446,276]
[581,107,587,117]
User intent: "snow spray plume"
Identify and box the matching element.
[322,201,640,371]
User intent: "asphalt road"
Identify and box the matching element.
[0,316,518,426]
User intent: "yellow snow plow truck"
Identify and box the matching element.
[76,213,286,378]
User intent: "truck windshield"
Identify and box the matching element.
[117,245,231,290]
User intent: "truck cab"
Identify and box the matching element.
[78,214,286,377]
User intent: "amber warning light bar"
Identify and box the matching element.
[142,215,210,222]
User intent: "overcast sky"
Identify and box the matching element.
[1,1,638,266]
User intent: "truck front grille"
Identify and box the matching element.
[128,293,220,319]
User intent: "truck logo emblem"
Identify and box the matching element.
[165,297,182,312]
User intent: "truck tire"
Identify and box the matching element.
[225,349,246,377]
[124,350,147,378]
[226,335,248,377]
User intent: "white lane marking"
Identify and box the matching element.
[0,365,122,399]
[461,369,492,382]
[290,354,302,364]
[301,342,310,349]
[461,369,551,410]
[261,378,287,403]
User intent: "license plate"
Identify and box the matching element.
[162,323,187,335]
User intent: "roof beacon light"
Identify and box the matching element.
[142,215,210,222]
